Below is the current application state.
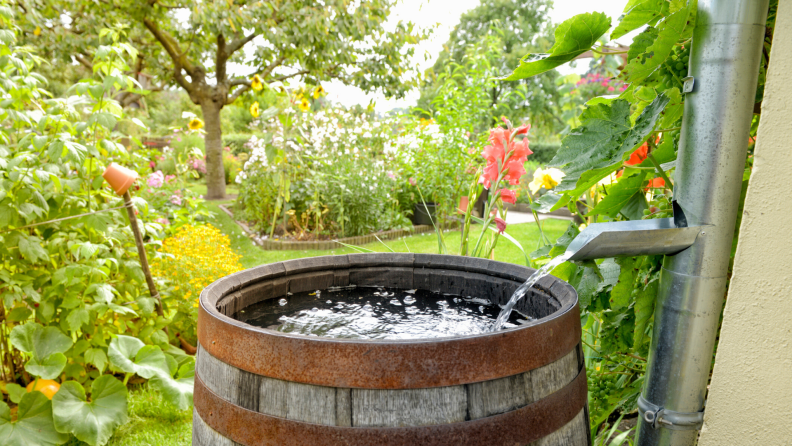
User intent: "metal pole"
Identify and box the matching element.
[636,1,769,445]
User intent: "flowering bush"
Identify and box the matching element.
[236,107,410,238]
[151,225,243,343]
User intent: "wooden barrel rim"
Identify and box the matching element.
[198,253,581,389]
[194,366,588,446]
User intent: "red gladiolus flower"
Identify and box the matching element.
[626,143,649,166]
[514,123,531,135]
[478,127,532,188]
[493,217,507,234]
[498,189,516,204]
[647,177,665,188]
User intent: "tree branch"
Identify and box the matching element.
[142,18,197,94]
[227,83,251,104]
[74,53,93,71]
[227,32,258,56]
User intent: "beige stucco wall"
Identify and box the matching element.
[697,1,792,445]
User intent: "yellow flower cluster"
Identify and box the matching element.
[151,224,243,308]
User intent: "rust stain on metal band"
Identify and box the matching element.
[195,368,588,446]
[197,301,581,389]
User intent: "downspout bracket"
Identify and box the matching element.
[638,396,704,431]
[682,76,695,94]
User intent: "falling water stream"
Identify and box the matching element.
[490,252,573,332]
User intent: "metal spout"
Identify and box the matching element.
[566,218,703,261]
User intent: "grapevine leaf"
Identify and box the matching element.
[52,376,128,446]
[611,0,664,40]
[552,95,670,192]
[596,258,621,293]
[659,87,684,128]
[621,193,649,220]
[590,172,648,218]
[634,277,660,349]
[0,392,69,446]
[549,222,581,257]
[622,4,692,84]
[501,12,611,80]
[611,256,645,310]
[529,191,570,213]
[26,353,67,379]
[568,265,602,310]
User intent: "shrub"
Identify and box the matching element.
[222,133,254,155]
[528,142,561,164]
[151,225,243,343]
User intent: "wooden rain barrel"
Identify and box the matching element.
[194,253,590,446]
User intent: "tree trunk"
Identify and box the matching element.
[201,101,227,199]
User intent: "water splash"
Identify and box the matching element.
[491,252,573,331]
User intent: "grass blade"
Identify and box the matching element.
[333,240,375,253]
[373,235,395,252]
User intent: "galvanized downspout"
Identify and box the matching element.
[635,1,770,445]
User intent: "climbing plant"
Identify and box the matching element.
[502,0,777,436]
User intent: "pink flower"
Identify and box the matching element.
[155,217,170,226]
[170,195,182,206]
[149,161,156,169]
[408,177,417,186]
[608,87,615,92]
[387,171,396,180]
[493,217,507,234]
[498,189,516,204]
[165,174,176,183]
[479,127,532,188]
[147,171,164,188]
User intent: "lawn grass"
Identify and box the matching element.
[107,200,571,445]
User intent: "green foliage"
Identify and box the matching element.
[527,142,561,164]
[52,376,128,446]
[502,12,611,80]
[0,392,69,446]
[222,133,254,155]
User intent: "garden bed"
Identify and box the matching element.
[218,204,436,250]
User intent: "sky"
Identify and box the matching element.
[325,0,630,111]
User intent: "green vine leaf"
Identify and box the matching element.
[611,256,645,310]
[501,12,611,80]
[634,277,660,350]
[611,0,665,40]
[52,375,128,446]
[85,348,108,373]
[551,94,670,192]
[589,172,648,218]
[0,392,70,446]
[622,3,693,84]
[27,353,68,380]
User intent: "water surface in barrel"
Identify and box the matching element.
[234,287,528,339]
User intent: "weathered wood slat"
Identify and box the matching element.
[286,381,338,425]
[467,371,532,420]
[196,346,261,412]
[532,348,579,401]
[192,407,239,446]
[530,408,589,446]
[351,386,468,427]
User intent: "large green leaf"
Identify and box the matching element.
[107,336,169,379]
[11,323,73,379]
[501,12,611,80]
[611,256,645,310]
[26,353,68,380]
[634,277,660,349]
[149,359,195,410]
[611,0,664,40]
[0,392,69,446]
[622,4,693,84]
[52,376,128,446]
[589,172,647,218]
[551,94,670,192]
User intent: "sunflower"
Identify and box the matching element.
[313,85,325,99]
[188,118,204,130]
[251,74,263,91]
[298,98,310,112]
[249,101,260,118]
